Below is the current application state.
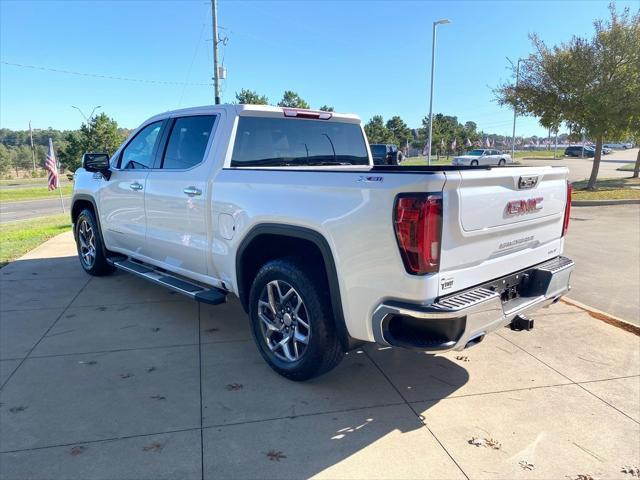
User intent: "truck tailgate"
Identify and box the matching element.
[439,166,569,296]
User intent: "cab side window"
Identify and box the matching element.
[162,115,216,169]
[120,121,163,170]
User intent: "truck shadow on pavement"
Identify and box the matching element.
[0,256,470,479]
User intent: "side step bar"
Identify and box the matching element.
[107,257,226,305]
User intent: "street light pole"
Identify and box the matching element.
[427,18,450,166]
[510,58,521,160]
[71,105,101,123]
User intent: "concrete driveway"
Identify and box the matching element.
[564,204,640,325]
[0,232,638,479]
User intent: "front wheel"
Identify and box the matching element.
[74,208,115,276]
[249,258,344,381]
[498,159,506,166]
[470,160,479,166]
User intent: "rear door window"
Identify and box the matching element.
[162,115,216,169]
[231,117,369,167]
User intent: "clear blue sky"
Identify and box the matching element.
[1,0,634,136]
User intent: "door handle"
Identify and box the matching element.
[183,186,202,196]
[129,182,143,191]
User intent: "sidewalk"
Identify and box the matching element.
[0,233,638,479]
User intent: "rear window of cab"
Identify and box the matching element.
[231,116,369,167]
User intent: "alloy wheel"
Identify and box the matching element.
[257,280,310,362]
[78,219,96,268]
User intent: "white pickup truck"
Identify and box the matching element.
[72,105,574,380]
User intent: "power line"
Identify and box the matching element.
[1,61,212,86]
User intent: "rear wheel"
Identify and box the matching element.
[470,160,479,166]
[249,258,344,381]
[74,208,115,276]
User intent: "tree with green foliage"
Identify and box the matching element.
[364,116,394,144]
[58,113,125,171]
[319,105,334,112]
[235,89,269,105]
[385,116,412,149]
[495,5,640,190]
[277,91,310,109]
[0,144,11,176]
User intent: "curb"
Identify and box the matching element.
[561,297,639,336]
[572,199,640,206]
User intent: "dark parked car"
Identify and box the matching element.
[370,144,403,165]
[564,145,595,158]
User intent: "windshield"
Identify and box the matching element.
[371,145,387,156]
[231,117,369,167]
[466,149,484,156]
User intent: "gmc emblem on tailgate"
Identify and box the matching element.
[506,197,543,216]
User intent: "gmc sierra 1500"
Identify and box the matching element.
[72,104,574,380]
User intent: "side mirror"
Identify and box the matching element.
[82,153,111,179]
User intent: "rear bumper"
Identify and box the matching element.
[372,256,574,351]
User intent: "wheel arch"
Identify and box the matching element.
[236,223,353,350]
[71,194,108,254]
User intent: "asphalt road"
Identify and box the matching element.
[564,204,640,325]
[521,147,638,182]
[0,197,70,224]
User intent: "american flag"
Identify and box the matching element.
[451,138,457,150]
[45,138,59,190]
[465,138,472,147]
[422,142,428,156]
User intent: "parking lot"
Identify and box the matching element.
[0,232,638,479]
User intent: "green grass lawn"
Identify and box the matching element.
[572,177,640,200]
[513,150,561,159]
[0,214,72,267]
[616,163,637,172]
[0,185,73,202]
[400,156,452,166]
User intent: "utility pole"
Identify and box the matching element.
[211,0,221,104]
[29,120,36,171]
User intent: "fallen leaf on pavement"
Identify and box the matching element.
[70,446,87,456]
[266,450,287,461]
[143,441,163,452]
[225,383,243,391]
[78,360,97,365]
[120,373,134,379]
[519,460,535,470]
[455,355,469,362]
[146,367,156,373]
[9,406,27,413]
[621,466,640,477]
[150,395,166,400]
[468,436,501,450]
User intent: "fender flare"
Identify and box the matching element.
[236,223,351,349]
[71,194,109,257]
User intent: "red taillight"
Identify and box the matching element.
[394,193,443,275]
[283,108,332,120]
[562,181,572,237]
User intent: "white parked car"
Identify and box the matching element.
[72,105,573,380]
[603,142,634,150]
[452,149,513,166]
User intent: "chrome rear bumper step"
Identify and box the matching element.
[108,258,226,305]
